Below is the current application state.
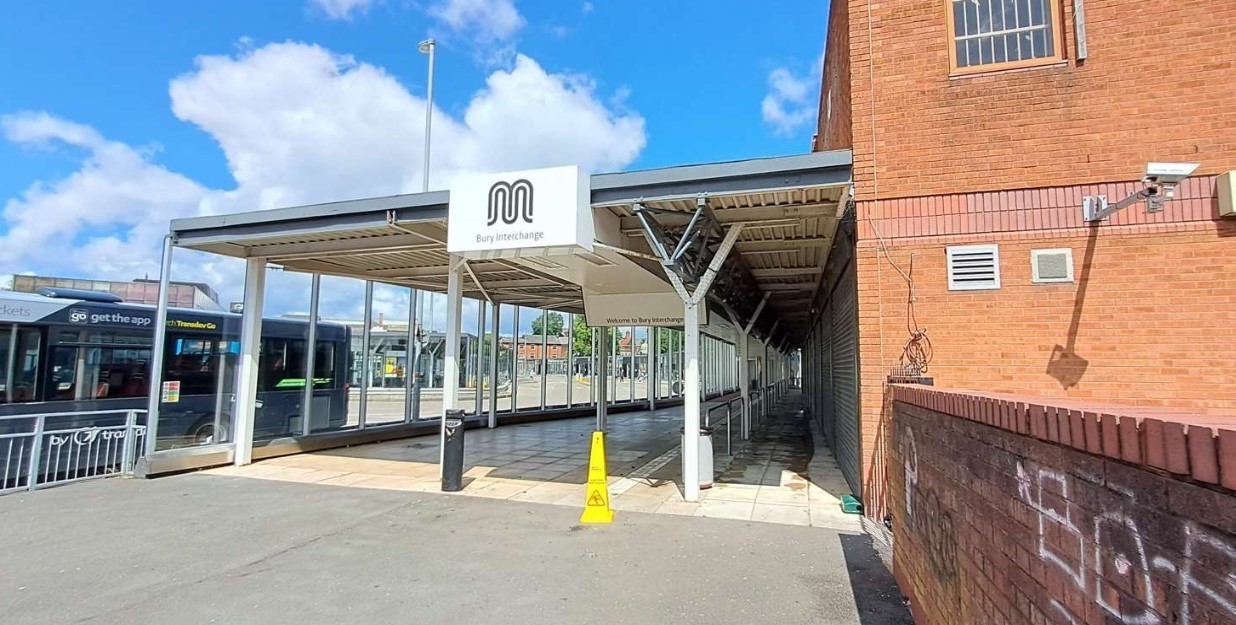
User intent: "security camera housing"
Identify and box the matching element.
[1144,162,1200,185]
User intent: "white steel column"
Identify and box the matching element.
[648,327,658,410]
[143,235,175,457]
[302,273,321,436]
[233,258,266,466]
[358,281,373,429]
[682,302,702,502]
[488,305,499,428]
[440,256,464,474]
[566,314,575,406]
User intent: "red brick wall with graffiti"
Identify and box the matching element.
[889,384,1236,625]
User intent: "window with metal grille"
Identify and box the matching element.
[947,244,1001,291]
[948,0,1062,73]
[1031,248,1074,283]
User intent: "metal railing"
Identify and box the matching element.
[1,410,147,495]
[704,397,745,456]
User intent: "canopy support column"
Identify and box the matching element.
[233,258,266,466]
[302,273,321,436]
[143,235,174,459]
[439,255,464,476]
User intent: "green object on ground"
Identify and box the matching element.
[840,494,863,515]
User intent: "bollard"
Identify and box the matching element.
[442,409,466,492]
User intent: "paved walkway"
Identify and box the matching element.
[208,393,862,532]
[0,472,911,625]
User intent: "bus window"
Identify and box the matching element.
[0,326,10,402]
[166,336,221,395]
[12,328,41,403]
[258,338,306,392]
[50,345,151,400]
[313,342,336,389]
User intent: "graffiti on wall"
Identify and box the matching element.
[901,426,959,602]
[1016,461,1236,625]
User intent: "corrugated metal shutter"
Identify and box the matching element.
[831,265,860,497]
[819,302,835,449]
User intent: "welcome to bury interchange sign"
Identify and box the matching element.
[446,165,594,259]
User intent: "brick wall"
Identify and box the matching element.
[814,0,851,152]
[889,384,1236,625]
[839,0,1236,201]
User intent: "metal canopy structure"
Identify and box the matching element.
[170,150,852,345]
[156,150,851,500]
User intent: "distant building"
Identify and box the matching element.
[4,274,221,310]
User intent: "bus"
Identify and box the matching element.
[0,288,350,448]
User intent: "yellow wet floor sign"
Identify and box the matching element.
[580,430,614,524]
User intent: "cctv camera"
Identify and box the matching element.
[1144,162,1200,186]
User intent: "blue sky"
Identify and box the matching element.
[0,0,827,324]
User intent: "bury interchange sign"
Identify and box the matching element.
[447,165,594,259]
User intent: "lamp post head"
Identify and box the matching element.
[418,39,435,54]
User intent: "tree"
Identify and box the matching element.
[530,311,564,336]
[571,315,615,357]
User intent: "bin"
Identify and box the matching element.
[442,409,466,492]
[681,426,715,489]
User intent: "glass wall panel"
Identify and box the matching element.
[496,304,514,412]
[480,301,497,415]
[632,326,649,401]
[515,306,541,411]
[364,283,410,426]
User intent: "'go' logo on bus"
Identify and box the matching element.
[486,179,534,226]
[68,308,89,324]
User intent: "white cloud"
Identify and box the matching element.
[0,41,645,317]
[761,66,817,138]
[582,1,594,13]
[308,0,376,20]
[427,0,524,42]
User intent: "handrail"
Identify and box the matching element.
[0,409,147,495]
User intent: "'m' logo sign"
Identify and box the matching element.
[486,179,534,226]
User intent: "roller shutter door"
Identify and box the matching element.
[830,266,860,497]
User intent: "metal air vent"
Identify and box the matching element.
[946,244,1000,291]
[1031,248,1074,283]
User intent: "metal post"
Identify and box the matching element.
[27,415,44,490]
[143,235,174,457]
[488,305,499,428]
[440,256,464,475]
[736,331,746,439]
[510,306,520,412]
[233,258,266,466]
[595,328,608,431]
[566,314,574,407]
[302,273,321,436]
[611,328,618,405]
[404,288,418,423]
[359,280,373,429]
[121,410,138,474]
[540,313,548,409]
[648,327,658,410]
[683,302,701,502]
[476,301,485,416]
[420,39,435,193]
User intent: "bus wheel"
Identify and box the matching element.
[191,421,226,445]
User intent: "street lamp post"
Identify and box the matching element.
[418,38,436,193]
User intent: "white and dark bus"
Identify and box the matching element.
[0,288,350,446]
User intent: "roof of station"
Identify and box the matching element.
[170,150,852,345]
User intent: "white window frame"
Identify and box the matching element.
[946,244,1001,291]
[1030,248,1075,284]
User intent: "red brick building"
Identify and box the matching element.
[506,335,569,360]
[804,0,1236,517]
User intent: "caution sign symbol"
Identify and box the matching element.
[580,431,614,524]
[588,489,606,507]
